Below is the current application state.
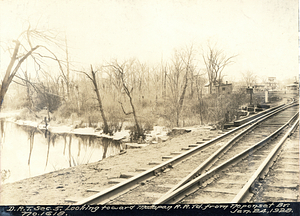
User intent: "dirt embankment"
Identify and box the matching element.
[0,126,221,205]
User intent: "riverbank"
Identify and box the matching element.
[1,109,130,141]
[0,96,289,204]
[0,125,220,205]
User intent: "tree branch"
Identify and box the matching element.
[74,69,94,82]
[7,44,40,86]
[118,101,133,115]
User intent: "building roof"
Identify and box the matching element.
[204,82,232,87]
[286,84,299,87]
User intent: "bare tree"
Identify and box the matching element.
[0,25,64,111]
[12,68,62,119]
[105,64,123,102]
[203,45,236,94]
[194,71,207,125]
[161,62,168,100]
[167,46,195,127]
[131,60,148,103]
[77,65,109,134]
[242,70,257,87]
[12,70,35,111]
[23,71,34,110]
[151,65,163,104]
[108,60,144,140]
[64,35,71,99]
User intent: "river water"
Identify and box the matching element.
[0,121,121,184]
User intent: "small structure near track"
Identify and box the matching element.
[286,83,299,94]
[204,81,233,95]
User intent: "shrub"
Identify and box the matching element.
[128,125,146,143]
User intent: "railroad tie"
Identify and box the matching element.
[135,168,148,172]
[188,144,201,147]
[108,179,123,184]
[162,156,173,160]
[170,152,182,155]
[86,188,101,193]
[148,161,161,165]
[120,173,135,178]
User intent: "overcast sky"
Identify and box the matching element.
[0,0,298,82]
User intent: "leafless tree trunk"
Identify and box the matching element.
[0,40,38,111]
[77,65,109,134]
[108,60,144,139]
[167,46,195,127]
[203,45,236,95]
[22,71,34,110]
[150,69,158,105]
[195,73,206,125]
[159,60,168,101]
[0,26,64,111]
[65,36,71,99]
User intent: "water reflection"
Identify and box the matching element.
[0,120,5,144]
[27,127,37,165]
[1,120,121,183]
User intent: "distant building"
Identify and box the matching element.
[286,83,299,94]
[266,77,278,90]
[205,81,232,95]
[253,77,279,92]
[253,84,265,92]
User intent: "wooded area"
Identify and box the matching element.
[1,27,250,141]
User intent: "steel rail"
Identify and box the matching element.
[155,111,299,204]
[76,102,295,205]
[231,117,299,203]
[153,102,298,202]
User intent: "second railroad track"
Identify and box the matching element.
[76,101,299,205]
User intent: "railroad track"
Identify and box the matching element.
[156,107,299,204]
[76,101,298,205]
[250,124,299,202]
